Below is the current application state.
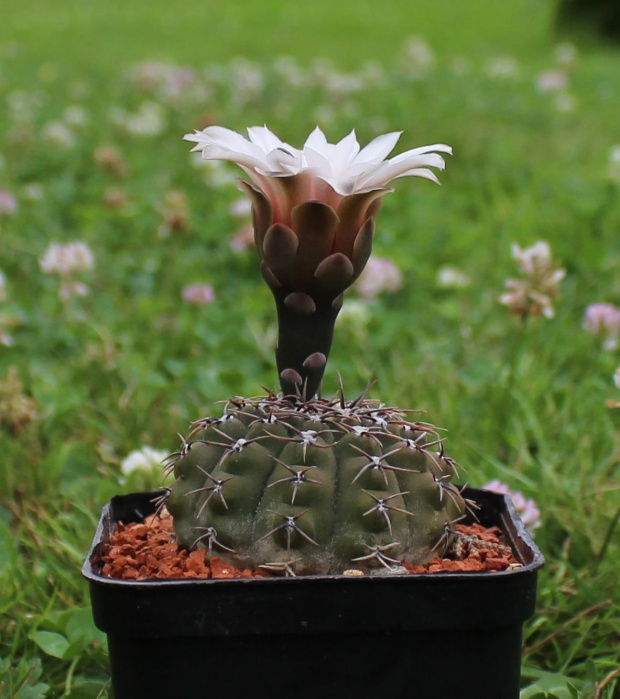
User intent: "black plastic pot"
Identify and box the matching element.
[83,487,544,699]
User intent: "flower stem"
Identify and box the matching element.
[272,290,341,398]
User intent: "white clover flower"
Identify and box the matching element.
[229,59,264,103]
[402,36,435,76]
[536,70,568,93]
[121,446,168,476]
[356,256,403,300]
[64,106,88,127]
[22,183,44,201]
[112,102,166,137]
[608,145,620,184]
[229,225,254,252]
[39,241,94,276]
[229,197,252,219]
[42,121,75,148]
[437,266,471,289]
[555,42,578,69]
[500,241,565,320]
[0,190,18,215]
[512,241,552,276]
[583,303,620,350]
[554,93,576,113]
[182,283,215,306]
[483,480,541,532]
[484,56,519,79]
[272,57,307,89]
[336,299,371,329]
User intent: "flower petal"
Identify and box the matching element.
[291,201,339,285]
[304,126,329,157]
[333,188,390,257]
[199,144,267,174]
[237,179,273,255]
[263,223,299,287]
[354,131,402,164]
[328,130,361,176]
[247,125,285,153]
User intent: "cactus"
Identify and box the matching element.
[170,125,463,575]
[164,391,470,575]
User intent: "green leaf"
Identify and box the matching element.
[520,670,582,699]
[29,631,70,659]
[65,607,106,646]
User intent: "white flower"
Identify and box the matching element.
[121,446,168,476]
[402,36,435,75]
[336,299,371,329]
[608,145,620,184]
[42,121,75,148]
[356,256,403,300]
[182,283,215,306]
[500,241,565,320]
[555,42,577,68]
[0,190,18,215]
[184,124,449,295]
[437,266,471,289]
[229,225,255,252]
[229,197,252,219]
[484,57,519,79]
[39,241,94,276]
[64,106,88,127]
[184,124,451,203]
[112,102,166,137]
[583,303,620,350]
[536,70,567,93]
[511,241,552,276]
[483,480,541,532]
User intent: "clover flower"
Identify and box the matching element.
[536,70,568,93]
[483,480,541,532]
[583,303,620,351]
[437,266,471,289]
[0,190,18,215]
[500,241,565,320]
[182,283,215,306]
[39,241,94,299]
[356,256,403,300]
[121,446,168,476]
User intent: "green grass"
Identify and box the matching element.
[1,1,619,697]
[1,0,555,70]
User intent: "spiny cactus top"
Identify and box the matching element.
[164,391,470,576]
[185,125,451,397]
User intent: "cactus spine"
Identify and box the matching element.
[165,391,469,576]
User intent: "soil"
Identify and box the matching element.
[99,510,520,580]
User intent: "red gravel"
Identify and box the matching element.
[99,512,519,580]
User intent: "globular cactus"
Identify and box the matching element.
[164,391,470,576]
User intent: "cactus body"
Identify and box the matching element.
[165,393,468,575]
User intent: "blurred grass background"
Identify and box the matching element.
[1,0,620,696]
[2,0,556,70]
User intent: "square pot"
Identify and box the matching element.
[83,487,544,699]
